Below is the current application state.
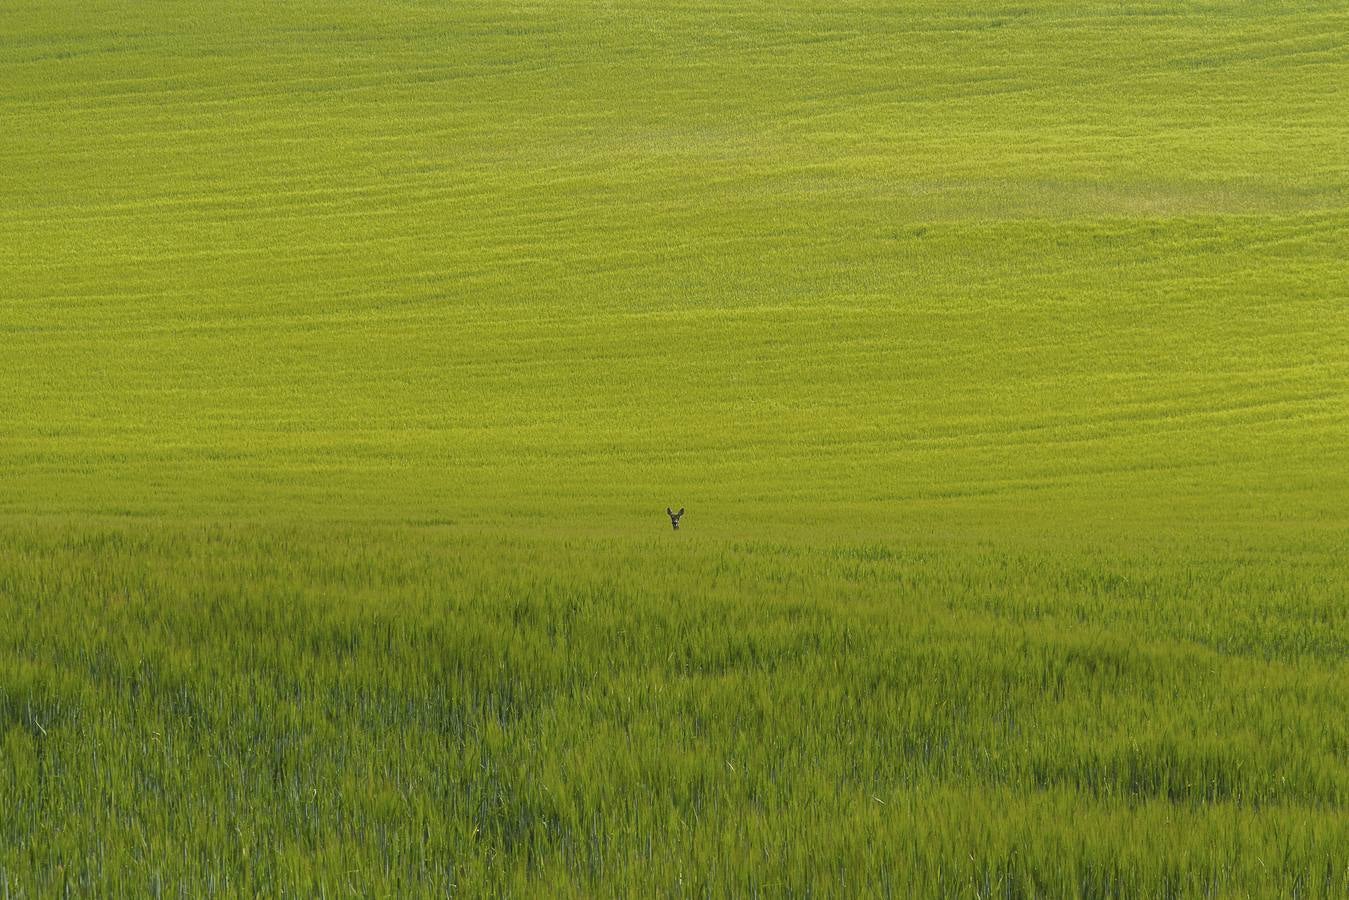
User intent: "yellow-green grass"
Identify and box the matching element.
[1,0,1346,895]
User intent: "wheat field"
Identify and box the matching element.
[1,1,1347,895]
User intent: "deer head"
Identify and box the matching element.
[666,507,685,530]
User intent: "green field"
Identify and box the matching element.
[2,0,1347,895]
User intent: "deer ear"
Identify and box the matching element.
[677,508,685,517]
[666,508,673,516]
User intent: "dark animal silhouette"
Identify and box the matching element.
[666,507,685,530]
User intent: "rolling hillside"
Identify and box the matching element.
[1,1,1346,894]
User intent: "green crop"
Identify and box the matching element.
[1,0,1346,895]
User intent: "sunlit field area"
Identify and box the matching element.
[2,0,1347,895]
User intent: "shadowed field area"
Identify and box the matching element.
[1,0,1347,895]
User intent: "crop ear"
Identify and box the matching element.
[666,508,673,516]
[677,508,685,517]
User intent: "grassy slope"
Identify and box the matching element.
[1,0,1347,895]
